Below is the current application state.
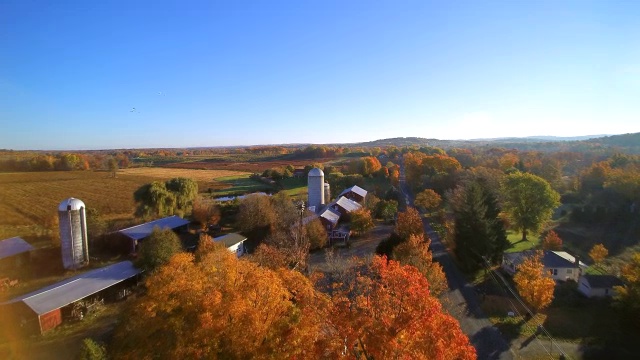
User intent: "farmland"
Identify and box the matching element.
[0,169,250,241]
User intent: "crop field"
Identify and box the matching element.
[164,157,334,172]
[0,169,250,240]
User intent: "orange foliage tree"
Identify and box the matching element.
[542,230,563,251]
[329,256,475,359]
[392,234,448,296]
[395,207,424,240]
[589,243,608,268]
[513,251,555,312]
[414,189,442,212]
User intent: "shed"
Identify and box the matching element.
[214,233,247,257]
[118,215,189,253]
[338,185,368,203]
[1,261,141,334]
[319,207,341,230]
[0,237,34,274]
[578,274,624,298]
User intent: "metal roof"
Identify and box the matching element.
[4,261,140,315]
[58,198,86,211]
[118,215,189,241]
[582,274,624,289]
[339,185,368,199]
[319,207,340,225]
[334,196,363,213]
[0,237,34,260]
[214,233,247,248]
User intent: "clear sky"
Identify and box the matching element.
[1,0,639,150]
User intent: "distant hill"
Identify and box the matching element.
[346,132,640,154]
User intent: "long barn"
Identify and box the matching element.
[1,261,141,334]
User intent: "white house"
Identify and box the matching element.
[214,233,247,258]
[578,274,624,298]
[502,250,588,281]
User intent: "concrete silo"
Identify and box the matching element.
[307,168,325,212]
[324,182,331,203]
[58,198,89,269]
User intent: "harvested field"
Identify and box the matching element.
[119,167,248,181]
[164,158,334,172]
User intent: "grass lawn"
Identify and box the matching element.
[279,177,307,199]
[505,231,540,253]
[207,174,274,198]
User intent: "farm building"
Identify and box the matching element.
[502,250,588,282]
[578,274,624,298]
[318,207,340,231]
[118,215,190,253]
[330,196,363,217]
[338,185,368,203]
[0,237,34,270]
[213,233,247,257]
[1,261,141,334]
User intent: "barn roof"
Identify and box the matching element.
[118,215,189,241]
[339,185,368,199]
[319,207,341,225]
[334,196,363,213]
[0,237,34,260]
[214,233,247,248]
[582,275,624,289]
[3,261,140,315]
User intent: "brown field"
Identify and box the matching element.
[164,157,335,172]
[0,169,250,241]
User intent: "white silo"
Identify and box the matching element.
[324,182,331,203]
[58,198,89,269]
[307,168,325,212]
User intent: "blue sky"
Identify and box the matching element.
[1,0,639,150]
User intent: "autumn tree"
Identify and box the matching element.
[236,193,275,234]
[414,189,442,212]
[112,247,335,359]
[375,199,398,222]
[589,243,608,268]
[350,209,375,236]
[614,252,640,327]
[192,198,221,230]
[134,177,198,218]
[329,256,475,359]
[452,180,508,271]
[305,217,328,250]
[502,172,560,241]
[107,157,118,178]
[395,207,424,240]
[513,251,555,312]
[135,227,183,271]
[392,234,448,296]
[542,230,563,251]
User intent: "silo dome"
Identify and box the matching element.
[308,168,324,177]
[58,197,86,211]
[308,168,325,212]
[58,197,89,269]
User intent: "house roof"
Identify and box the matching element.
[334,196,363,213]
[214,233,247,248]
[582,275,624,289]
[504,250,587,269]
[118,215,189,241]
[3,261,141,315]
[319,207,341,225]
[339,185,368,199]
[0,237,34,260]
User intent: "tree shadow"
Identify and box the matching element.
[470,326,512,360]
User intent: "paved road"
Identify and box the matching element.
[398,163,513,360]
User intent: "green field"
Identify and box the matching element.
[206,174,274,198]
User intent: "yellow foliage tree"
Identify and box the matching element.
[392,234,448,296]
[513,251,555,312]
[589,243,608,268]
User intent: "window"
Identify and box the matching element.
[551,269,558,276]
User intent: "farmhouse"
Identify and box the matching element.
[213,233,247,257]
[338,185,368,203]
[1,261,141,334]
[502,250,587,281]
[578,274,624,298]
[118,215,190,253]
[0,237,34,270]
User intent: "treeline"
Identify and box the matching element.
[0,152,131,172]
